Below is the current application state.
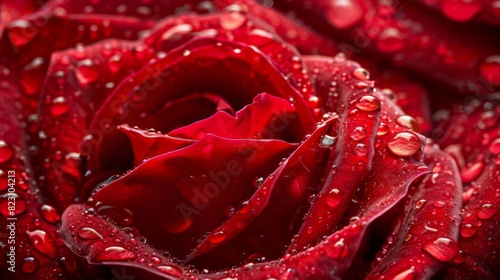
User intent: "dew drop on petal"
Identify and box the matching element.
[377,27,404,53]
[392,266,416,280]
[326,0,363,29]
[39,204,60,223]
[50,96,69,116]
[320,135,337,148]
[219,4,247,30]
[353,143,368,156]
[325,189,342,208]
[59,256,77,273]
[6,20,37,47]
[441,0,483,22]
[209,230,227,244]
[480,55,500,85]
[477,204,497,220]
[356,95,381,112]
[26,230,58,258]
[387,132,421,157]
[396,115,420,132]
[0,140,14,163]
[326,238,348,258]
[75,59,99,86]
[350,127,367,141]
[107,54,122,73]
[422,237,459,262]
[353,68,370,80]
[157,265,183,277]
[240,200,251,214]
[21,256,39,274]
[94,246,137,261]
[377,122,390,136]
[77,227,104,239]
[460,224,477,238]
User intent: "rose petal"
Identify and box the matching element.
[86,134,296,261]
[366,144,462,279]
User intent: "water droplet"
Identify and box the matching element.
[415,199,426,210]
[377,27,404,53]
[0,193,27,216]
[94,246,137,261]
[350,127,367,141]
[50,96,69,116]
[209,230,227,243]
[396,115,420,132]
[6,20,37,47]
[326,0,363,29]
[326,238,348,258]
[353,143,368,156]
[240,200,251,214]
[0,140,14,163]
[39,204,60,223]
[353,68,370,80]
[325,189,342,208]
[219,4,247,30]
[433,201,446,208]
[107,54,122,73]
[253,177,264,188]
[19,57,45,95]
[356,95,381,112]
[422,237,459,262]
[78,227,104,239]
[392,266,416,280]
[441,0,482,22]
[460,224,477,238]
[26,230,58,258]
[75,59,99,86]
[157,265,183,277]
[477,204,497,220]
[460,161,484,183]
[387,132,421,157]
[320,135,337,148]
[21,256,39,274]
[334,52,346,63]
[480,55,500,85]
[308,95,319,108]
[377,122,390,136]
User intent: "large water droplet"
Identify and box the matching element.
[353,68,370,80]
[157,265,183,277]
[490,138,500,155]
[50,96,69,116]
[19,57,45,95]
[0,140,14,163]
[396,115,420,132]
[59,256,77,273]
[320,135,337,148]
[353,143,368,156]
[460,224,477,238]
[480,55,500,85]
[387,132,421,157]
[356,95,381,112]
[39,204,60,223]
[6,20,37,47]
[21,256,39,274]
[326,0,363,29]
[325,189,342,208]
[377,122,390,136]
[78,227,104,239]
[422,237,458,262]
[350,127,367,141]
[219,4,247,30]
[326,238,348,258]
[441,0,483,22]
[107,54,122,73]
[209,230,227,244]
[392,267,416,280]
[94,246,137,261]
[377,27,404,53]
[75,59,99,86]
[477,203,497,220]
[26,230,58,258]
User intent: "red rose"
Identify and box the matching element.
[0,0,498,279]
